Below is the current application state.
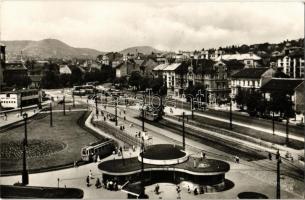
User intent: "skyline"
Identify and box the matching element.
[1,1,304,52]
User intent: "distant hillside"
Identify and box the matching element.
[2,39,103,59]
[120,46,163,55]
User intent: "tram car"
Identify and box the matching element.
[81,139,116,162]
[139,104,163,122]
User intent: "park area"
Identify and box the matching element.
[0,104,99,175]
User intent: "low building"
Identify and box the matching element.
[260,78,304,115]
[115,60,140,78]
[217,53,261,68]
[59,64,72,74]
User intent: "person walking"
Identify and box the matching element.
[89,170,94,179]
[86,176,90,187]
[268,152,272,160]
[95,178,101,188]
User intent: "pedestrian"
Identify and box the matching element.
[86,176,90,187]
[95,178,101,188]
[194,188,198,195]
[124,116,126,121]
[187,185,191,193]
[155,184,160,194]
[268,152,272,160]
[201,151,206,160]
[89,170,94,179]
[235,156,240,163]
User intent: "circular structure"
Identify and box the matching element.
[0,139,66,159]
[238,192,269,199]
[98,144,230,194]
[138,144,188,165]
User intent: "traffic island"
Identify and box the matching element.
[0,185,84,198]
[98,144,231,194]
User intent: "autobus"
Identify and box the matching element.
[72,85,96,96]
[0,89,42,109]
[81,139,116,162]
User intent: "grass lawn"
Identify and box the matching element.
[0,104,99,174]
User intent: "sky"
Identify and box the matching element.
[0,0,304,52]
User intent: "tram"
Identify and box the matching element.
[81,139,116,162]
[139,104,163,121]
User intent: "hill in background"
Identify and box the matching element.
[120,46,164,55]
[2,39,103,60]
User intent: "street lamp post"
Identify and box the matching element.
[115,97,118,126]
[139,136,146,198]
[72,93,75,108]
[142,107,145,132]
[276,150,281,199]
[286,117,289,145]
[191,99,194,120]
[50,102,53,127]
[22,113,29,185]
[182,111,185,150]
[63,96,66,116]
[229,96,233,130]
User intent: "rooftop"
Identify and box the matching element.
[261,79,304,93]
[231,68,269,79]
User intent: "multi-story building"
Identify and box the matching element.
[230,68,287,98]
[0,43,5,88]
[276,54,304,78]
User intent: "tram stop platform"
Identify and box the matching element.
[98,144,230,194]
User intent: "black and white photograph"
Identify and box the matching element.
[0,0,304,199]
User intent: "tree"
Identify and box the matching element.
[59,74,71,87]
[41,70,60,89]
[128,71,142,91]
[235,87,247,110]
[70,67,83,86]
[246,89,263,116]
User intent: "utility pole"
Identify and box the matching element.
[50,102,53,127]
[139,137,146,198]
[95,92,98,119]
[276,150,281,199]
[272,111,275,135]
[182,112,185,150]
[286,117,289,145]
[63,96,66,116]
[115,98,118,126]
[191,99,194,120]
[72,93,75,108]
[22,113,29,185]
[142,108,145,132]
[229,96,232,130]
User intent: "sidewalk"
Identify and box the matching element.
[0,108,40,128]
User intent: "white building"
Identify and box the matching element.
[217,53,261,68]
[276,55,304,78]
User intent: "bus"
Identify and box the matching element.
[72,85,96,96]
[0,89,42,109]
[81,139,116,162]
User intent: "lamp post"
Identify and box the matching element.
[63,96,66,116]
[50,102,53,127]
[276,150,281,199]
[142,107,145,132]
[22,112,29,185]
[95,88,99,119]
[182,112,185,150]
[115,97,118,126]
[139,136,146,199]
[72,93,75,108]
[229,95,233,130]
